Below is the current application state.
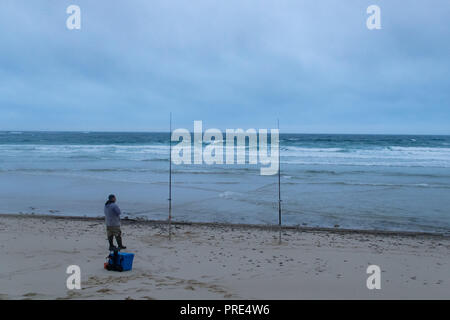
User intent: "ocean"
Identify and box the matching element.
[0,131,449,234]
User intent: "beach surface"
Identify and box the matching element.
[0,214,449,300]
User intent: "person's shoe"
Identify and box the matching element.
[109,245,117,251]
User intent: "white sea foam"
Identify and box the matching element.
[282,146,450,167]
[1,144,450,167]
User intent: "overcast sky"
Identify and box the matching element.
[0,0,449,134]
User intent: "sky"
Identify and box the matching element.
[0,0,449,134]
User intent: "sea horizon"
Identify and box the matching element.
[1,130,450,136]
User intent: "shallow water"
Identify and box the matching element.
[0,131,449,234]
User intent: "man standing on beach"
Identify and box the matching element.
[104,194,127,251]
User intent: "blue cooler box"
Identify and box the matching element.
[109,252,135,271]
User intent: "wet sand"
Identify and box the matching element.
[0,214,449,300]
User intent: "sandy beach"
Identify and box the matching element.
[0,214,448,300]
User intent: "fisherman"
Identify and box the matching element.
[104,194,127,251]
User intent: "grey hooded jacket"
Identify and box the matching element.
[104,203,121,227]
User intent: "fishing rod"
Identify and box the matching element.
[277,119,282,244]
[168,112,173,240]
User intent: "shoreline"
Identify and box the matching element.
[1,213,448,239]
